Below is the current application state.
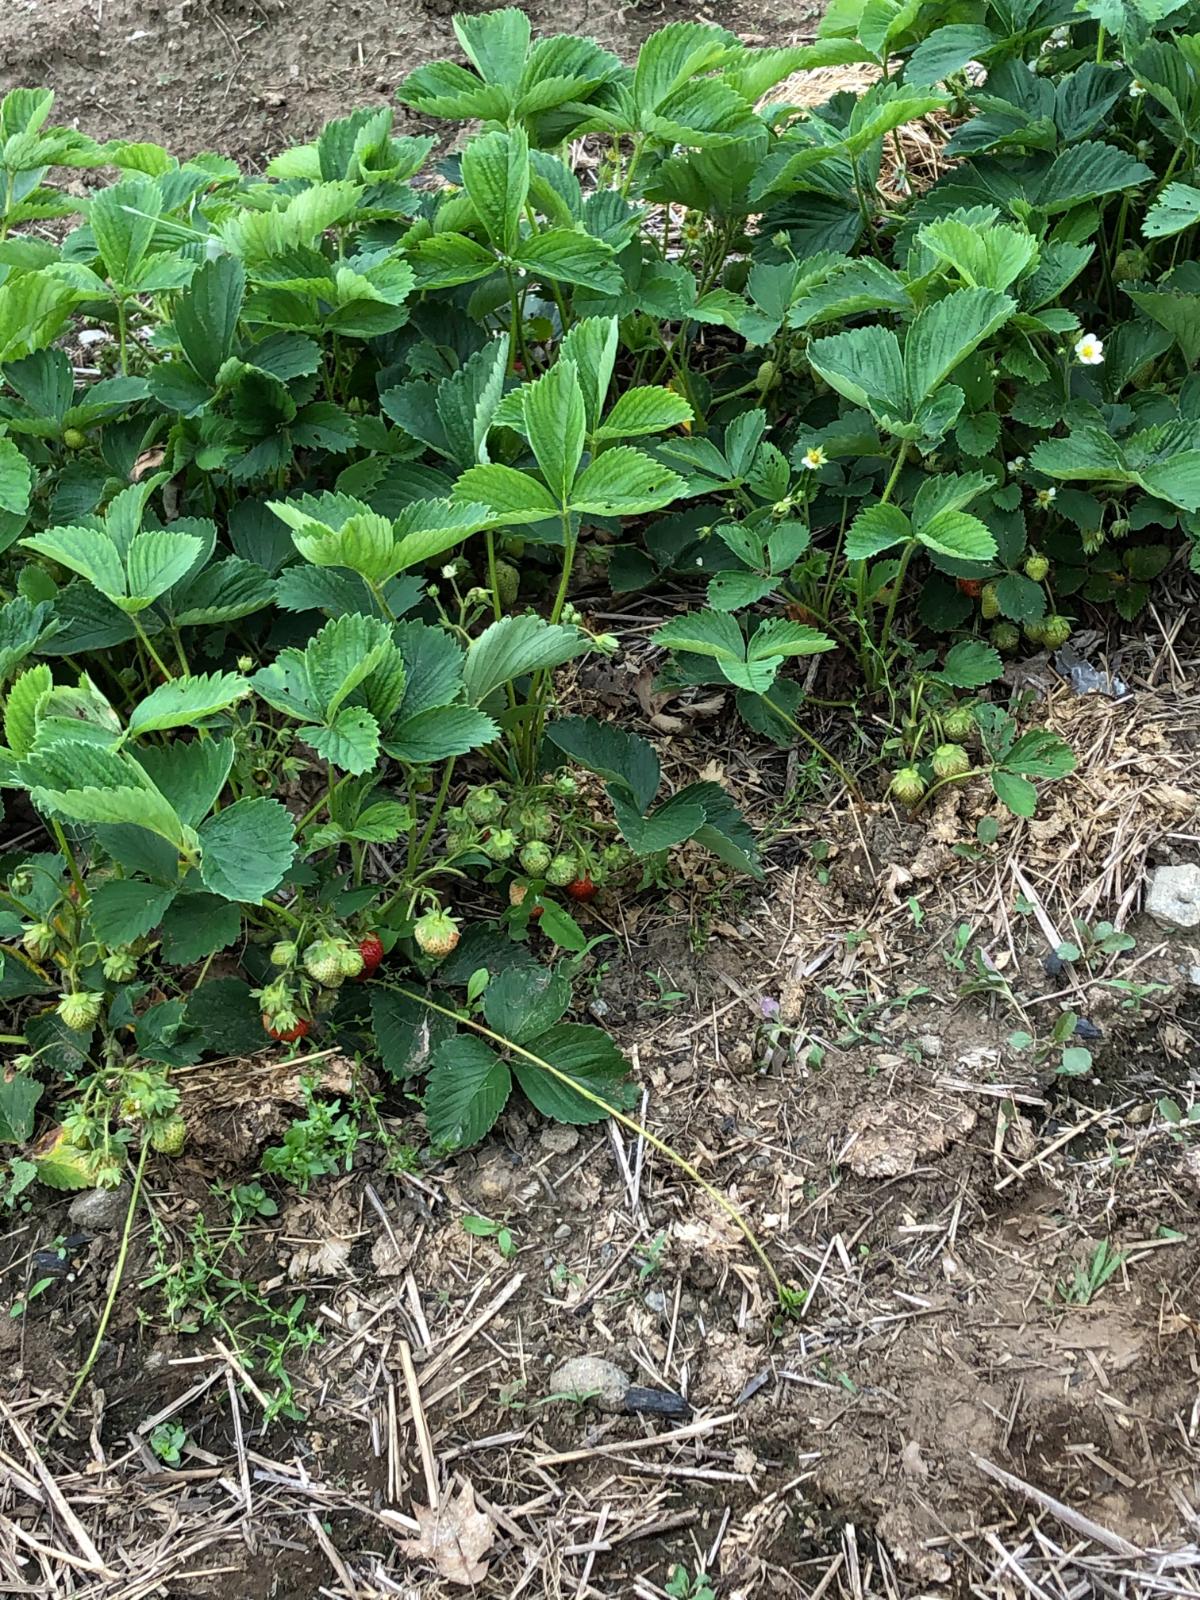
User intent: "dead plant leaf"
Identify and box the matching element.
[400,1480,495,1587]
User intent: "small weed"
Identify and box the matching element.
[1058,1240,1126,1306]
[260,1078,360,1192]
[666,1565,716,1600]
[461,1214,517,1260]
[149,1421,187,1466]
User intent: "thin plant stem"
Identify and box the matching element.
[54,1140,148,1432]
[390,984,794,1305]
[759,694,862,801]
[134,617,175,682]
[52,820,88,904]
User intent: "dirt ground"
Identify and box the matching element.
[2,2,1200,1596]
[0,0,820,167]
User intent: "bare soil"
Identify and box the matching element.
[0,0,818,168]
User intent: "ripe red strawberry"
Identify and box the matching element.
[358,933,384,976]
[566,876,596,903]
[262,1014,312,1042]
[956,578,984,598]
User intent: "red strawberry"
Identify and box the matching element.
[358,933,384,977]
[956,578,984,598]
[566,876,596,903]
[262,1014,312,1043]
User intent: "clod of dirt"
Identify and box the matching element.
[468,1155,520,1209]
[538,1126,579,1154]
[844,1098,977,1178]
[68,1185,129,1231]
[548,1354,630,1412]
[1145,862,1200,929]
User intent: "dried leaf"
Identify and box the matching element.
[400,1480,495,1587]
[287,1235,352,1279]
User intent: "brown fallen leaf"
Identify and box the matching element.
[400,1480,495,1587]
[130,448,166,481]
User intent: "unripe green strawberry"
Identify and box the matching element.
[514,801,555,841]
[553,774,577,797]
[446,823,477,854]
[1024,552,1050,582]
[756,358,780,391]
[62,427,87,449]
[414,907,460,959]
[931,743,971,780]
[103,949,138,982]
[482,827,517,862]
[150,1115,187,1155]
[600,843,628,871]
[980,582,1000,619]
[21,921,56,959]
[9,869,34,896]
[465,786,503,824]
[1023,618,1048,645]
[519,840,552,876]
[270,940,298,967]
[889,768,926,806]
[303,939,346,987]
[58,991,103,1030]
[942,706,975,742]
[1114,246,1148,282]
[992,622,1020,653]
[338,943,365,979]
[547,852,580,887]
[493,560,520,609]
[1041,613,1072,648]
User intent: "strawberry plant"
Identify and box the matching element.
[0,0,1190,1268]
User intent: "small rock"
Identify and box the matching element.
[553,1222,571,1241]
[548,1354,630,1413]
[644,1289,667,1314]
[539,1126,579,1155]
[587,998,609,1022]
[68,1185,130,1232]
[915,1033,943,1058]
[1145,864,1200,931]
[1073,1017,1103,1040]
[901,1439,930,1480]
[1185,964,1200,990]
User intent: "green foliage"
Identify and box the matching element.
[0,1,1174,1207]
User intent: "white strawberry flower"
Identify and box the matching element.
[801,445,827,470]
[1074,332,1104,365]
[1035,487,1057,508]
[1129,80,1145,97]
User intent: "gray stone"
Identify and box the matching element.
[68,1185,130,1231]
[1185,965,1200,990]
[1145,864,1200,931]
[548,1354,630,1413]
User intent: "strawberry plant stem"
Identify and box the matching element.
[54,1139,148,1433]
[390,984,795,1306]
